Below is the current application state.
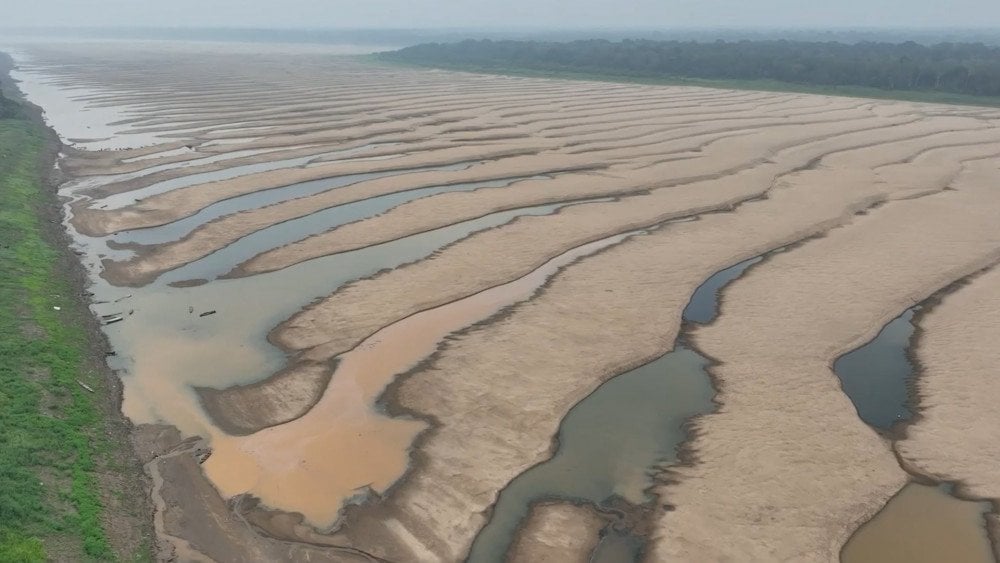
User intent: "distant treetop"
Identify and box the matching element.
[382,39,1000,99]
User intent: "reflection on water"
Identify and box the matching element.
[833,308,916,430]
[842,483,994,563]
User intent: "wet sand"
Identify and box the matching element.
[10,42,1000,562]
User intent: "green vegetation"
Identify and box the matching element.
[379,39,1000,107]
[0,89,22,119]
[0,99,112,559]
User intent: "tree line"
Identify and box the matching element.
[382,39,1000,98]
[0,89,21,119]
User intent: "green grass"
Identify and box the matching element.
[370,54,1000,109]
[0,117,112,561]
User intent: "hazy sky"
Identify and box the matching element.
[4,0,1000,30]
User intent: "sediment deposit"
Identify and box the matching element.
[11,42,1000,562]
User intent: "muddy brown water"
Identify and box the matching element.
[66,166,612,528]
[203,230,640,527]
[842,483,994,563]
[87,200,586,434]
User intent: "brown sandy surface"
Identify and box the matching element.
[219,140,1000,435]
[647,158,1000,562]
[18,43,1000,563]
[285,153,994,560]
[506,503,605,563]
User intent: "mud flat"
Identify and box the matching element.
[11,41,1000,562]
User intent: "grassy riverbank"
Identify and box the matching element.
[0,95,149,559]
[372,55,1000,109]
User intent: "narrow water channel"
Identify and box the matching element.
[97,143,385,209]
[466,251,776,563]
[154,175,545,283]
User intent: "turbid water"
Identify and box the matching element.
[466,252,772,562]
[204,229,643,527]
[842,483,995,563]
[71,191,602,438]
[833,308,917,430]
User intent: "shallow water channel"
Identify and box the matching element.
[466,250,781,563]
[157,175,546,283]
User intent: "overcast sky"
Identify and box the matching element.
[4,0,1000,30]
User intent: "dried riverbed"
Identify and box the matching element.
[11,42,1000,562]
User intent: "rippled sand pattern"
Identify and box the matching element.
[12,43,1000,562]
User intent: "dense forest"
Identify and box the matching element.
[382,39,1000,99]
[0,90,21,119]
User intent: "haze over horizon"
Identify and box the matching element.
[4,0,1000,31]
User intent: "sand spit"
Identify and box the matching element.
[506,503,606,563]
[14,42,1000,562]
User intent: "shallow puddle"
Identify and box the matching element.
[833,308,917,430]
[841,483,994,563]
